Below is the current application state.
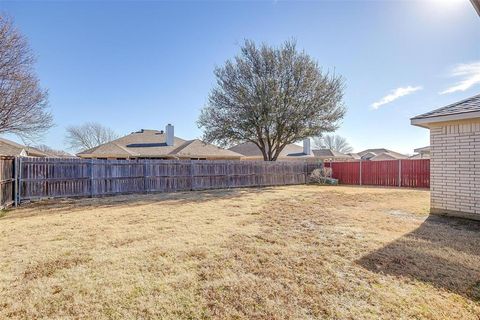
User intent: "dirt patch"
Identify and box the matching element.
[23,255,91,281]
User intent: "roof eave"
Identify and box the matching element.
[77,153,137,158]
[471,0,480,16]
[411,110,480,128]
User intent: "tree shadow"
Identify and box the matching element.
[357,215,480,300]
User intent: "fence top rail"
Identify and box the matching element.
[18,157,316,165]
[326,159,429,164]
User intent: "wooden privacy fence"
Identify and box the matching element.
[325,159,430,188]
[0,157,430,206]
[18,158,311,201]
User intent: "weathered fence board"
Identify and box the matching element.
[325,159,430,188]
[0,157,14,208]
[18,158,315,201]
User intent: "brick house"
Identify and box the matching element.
[411,94,480,220]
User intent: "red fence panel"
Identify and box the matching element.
[328,161,361,185]
[401,159,430,188]
[361,160,399,187]
[326,159,430,188]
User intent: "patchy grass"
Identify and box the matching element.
[0,185,479,319]
[0,208,8,218]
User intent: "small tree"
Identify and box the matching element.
[0,16,53,140]
[198,40,345,161]
[313,134,353,153]
[65,122,118,152]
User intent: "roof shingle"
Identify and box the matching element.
[228,142,314,159]
[411,94,480,120]
[312,149,351,159]
[77,129,241,159]
[0,138,50,157]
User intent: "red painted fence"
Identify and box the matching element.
[325,159,430,188]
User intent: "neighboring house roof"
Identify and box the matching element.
[312,149,351,159]
[347,153,361,160]
[360,151,377,160]
[370,152,406,161]
[409,153,430,159]
[410,146,430,159]
[169,139,242,158]
[357,148,408,160]
[411,93,480,128]
[228,142,314,159]
[414,146,430,154]
[472,0,480,16]
[0,137,50,157]
[77,129,241,159]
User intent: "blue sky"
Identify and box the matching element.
[1,0,479,154]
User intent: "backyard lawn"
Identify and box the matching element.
[0,185,479,319]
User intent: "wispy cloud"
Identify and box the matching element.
[371,86,423,110]
[440,62,480,95]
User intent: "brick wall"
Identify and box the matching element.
[430,120,480,220]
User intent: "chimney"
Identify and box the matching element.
[303,138,311,155]
[166,124,174,146]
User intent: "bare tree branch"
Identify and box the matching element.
[0,15,53,141]
[198,39,346,161]
[313,134,353,153]
[34,144,73,157]
[65,122,119,152]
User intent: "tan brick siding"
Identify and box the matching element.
[430,121,480,218]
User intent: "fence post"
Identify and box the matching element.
[18,157,22,204]
[359,160,362,186]
[143,159,147,193]
[14,157,18,207]
[304,161,308,184]
[90,158,94,197]
[398,160,402,187]
[227,161,231,188]
[190,160,195,191]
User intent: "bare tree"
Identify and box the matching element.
[0,16,53,141]
[65,122,119,152]
[198,40,345,161]
[313,134,353,153]
[34,144,73,157]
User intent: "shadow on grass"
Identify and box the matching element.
[1,186,281,220]
[357,215,480,301]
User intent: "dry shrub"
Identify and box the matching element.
[309,167,333,184]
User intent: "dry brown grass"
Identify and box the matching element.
[0,185,479,319]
